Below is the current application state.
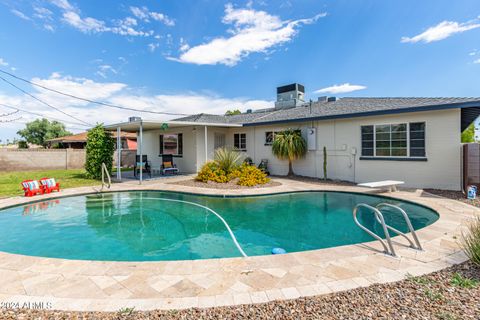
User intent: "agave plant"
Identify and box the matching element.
[213,147,244,174]
[272,129,307,176]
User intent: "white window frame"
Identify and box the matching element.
[360,122,426,158]
[234,133,247,151]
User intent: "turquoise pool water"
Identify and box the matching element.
[0,191,438,261]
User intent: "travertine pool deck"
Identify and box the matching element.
[0,177,478,312]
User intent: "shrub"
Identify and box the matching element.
[85,124,115,179]
[213,147,244,174]
[235,163,269,187]
[462,216,480,266]
[196,161,230,183]
[196,161,269,186]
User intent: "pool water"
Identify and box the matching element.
[0,191,438,261]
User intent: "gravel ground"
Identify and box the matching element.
[170,178,282,190]
[2,262,478,320]
[424,189,480,208]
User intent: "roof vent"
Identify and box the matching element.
[129,116,142,122]
[246,109,252,114]
[317,96,328,102]
[327,97,338,102]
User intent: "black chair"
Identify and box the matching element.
[258,159,269,175]
[161,154,178,175]
[134,155,151,178]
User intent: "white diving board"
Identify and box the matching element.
[357,180,404,192]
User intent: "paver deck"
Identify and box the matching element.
[0,176,477,311]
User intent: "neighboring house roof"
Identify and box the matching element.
[47,131,137,143]
[171,97,480,126]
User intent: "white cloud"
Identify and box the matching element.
[96,65,117,78]
[0,58,9,67]
[62,11,107,33]
[173,4,326,66]
[0,73,272,138]
[474,59,480,64]
[314,83,367,94]
[130,6,175,26]
[148,43,160,52]
[11,9,31,21]
[401,19,480,43]
[48,0,75,11]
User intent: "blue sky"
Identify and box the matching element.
[0,0,479,140]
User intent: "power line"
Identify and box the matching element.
[0,69,190,117]
[0,109,19,117]
[0,103,91,128]
[0,75,94,127]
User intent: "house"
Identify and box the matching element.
[105,83,480,190]
[47,131,137,149]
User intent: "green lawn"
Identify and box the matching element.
[0,169,100,198]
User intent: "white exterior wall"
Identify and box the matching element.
[138,109,462,190]
[225,109,461,190]
[139,127,197,173]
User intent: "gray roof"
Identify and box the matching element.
[171,97,480,126]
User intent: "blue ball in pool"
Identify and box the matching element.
[271,247,287,255]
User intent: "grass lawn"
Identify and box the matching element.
[0,169,100,198]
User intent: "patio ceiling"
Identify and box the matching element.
[104,120,242,133]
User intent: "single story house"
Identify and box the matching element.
[47,131,137,149]
[105,83,480,190]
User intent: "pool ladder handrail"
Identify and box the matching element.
[375,203,422,251]
[353,204,396,257]
[101,163,111,191]
[353,203,423,257]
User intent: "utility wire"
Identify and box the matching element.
[0,109,19,117]
[0,75,93,127]
[0,103,91,128]
[0,69,190,117]
[0,116,22,123]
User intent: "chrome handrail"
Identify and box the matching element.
[101,163,111,191]
[375,203,422,250]
[353,204,396,257]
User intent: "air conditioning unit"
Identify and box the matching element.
[129,116,142,122]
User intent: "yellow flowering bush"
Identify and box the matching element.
[196,161,230,183]
[196,161,269,186]
[236,164,269,186]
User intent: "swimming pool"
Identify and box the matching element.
[0,191,438,261]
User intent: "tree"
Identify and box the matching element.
[272,129,307,176]
[462,122,476,143]
[225,109,241,116]
[85,124,115,179]
[17,118,71,147]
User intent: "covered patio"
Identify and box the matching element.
[104,119,242,184]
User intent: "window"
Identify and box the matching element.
[265,131,280,145]
[361,122,425,158]
[159,133,183,156]
[234,133,247,151]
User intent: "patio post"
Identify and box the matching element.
[204,126,208,162]
[139,121,143,185]
[116,126,121,181]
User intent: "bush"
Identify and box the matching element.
[196,161,269,187]
[85,125,115,179]
[196,161,230,183]
[235,163,269,186]
[213,147,244,173]
[462,216,480,266]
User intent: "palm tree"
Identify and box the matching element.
[272,129,307,176]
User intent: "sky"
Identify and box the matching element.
[0,0,479,141]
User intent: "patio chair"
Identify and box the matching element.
[258,159,270,175]
[21,180,44,197]
[161,154,179,175]
[134,155,152,178]
[40,177,61,194]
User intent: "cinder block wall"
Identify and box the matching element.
[0,149,85,171]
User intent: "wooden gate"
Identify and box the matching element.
[463,143,480,192]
